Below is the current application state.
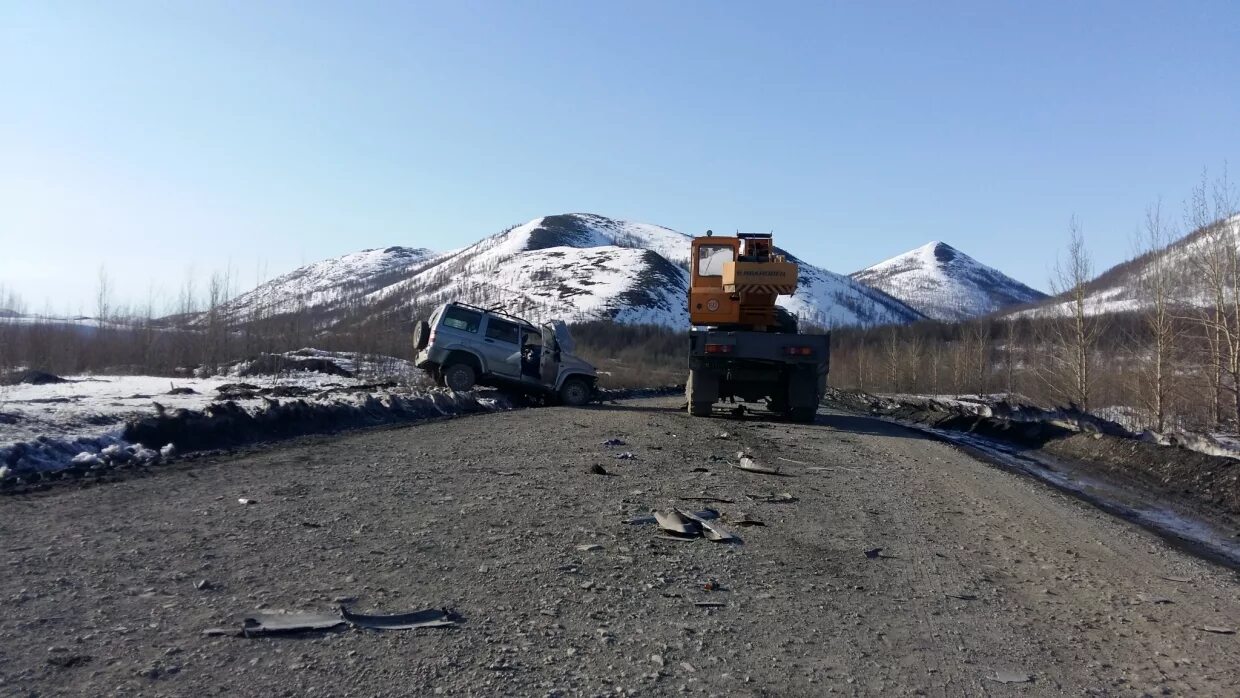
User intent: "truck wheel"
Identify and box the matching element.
[412,320,431,350]
[789,406,817,423]
[442,362,477,391]
[686,372,714,417]
[558,377,592,407]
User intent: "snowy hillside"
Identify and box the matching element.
[212,213,924,329]
[1022,214,1240,318]
[850,242,1047,321]
[213,246,440,322]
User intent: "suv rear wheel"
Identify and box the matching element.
[558,377,591,407]
[443,362,477,391]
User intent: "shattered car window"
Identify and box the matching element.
[441,306,482,333]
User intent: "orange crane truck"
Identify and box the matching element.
[686,231,829,422]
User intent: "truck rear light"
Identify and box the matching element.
[704,343,734,354]
[784,346,814,356]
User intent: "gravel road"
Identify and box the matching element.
[3,398,1239,696]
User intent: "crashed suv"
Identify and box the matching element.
[413,302,598,406]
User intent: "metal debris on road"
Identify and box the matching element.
[613,452,638,460]
[863,547,884,559]
[575,543,603,552]
[193,579,211,591]
[241,612,346,637]
[678,495,734,504]
[340,607,460,630]
[694,601,726,608]
[589,464,609,475]
[734,451,786,476]
[945,593,977,601]
[682,509,739,543]
[625,509,719,526]
[601,438,626,447]
[237,498,256,505]
[654,510,699,537]
[746,492,796,503]
[1201,626,1236,634]
[989,671,1034,684]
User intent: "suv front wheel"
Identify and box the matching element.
[442,362,477,391]
[558,377,592,407]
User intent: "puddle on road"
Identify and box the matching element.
[895,420,1240,570]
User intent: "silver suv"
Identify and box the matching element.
[413,302,598,406]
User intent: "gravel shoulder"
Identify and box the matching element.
[3,398,1239,696]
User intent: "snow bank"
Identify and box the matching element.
[0,387,510,487]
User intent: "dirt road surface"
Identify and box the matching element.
[3,398,1239,696]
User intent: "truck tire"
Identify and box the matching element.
[412,320,431,350]
[789,406,817,423]
[442,362,477,391]
[686,370,714,417]
[558,377,592,407]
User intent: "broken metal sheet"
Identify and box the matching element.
[202,627,236,637]
[1201,626,1236,634]
[575,543,603,552]
[745,492,796,503]
[681,509,739,543]
[733,453,785,476]
[863,547,884,559]
[945,593,978,601]
[340,607,459,630]
[624,509,719,526]
[989,671,1034,684]
[654,510,700,537]
[241,612,346,637]
[694,601,726,608]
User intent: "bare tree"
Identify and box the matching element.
[1184,167,1240,427]
[95,266,111,323]
[1040,217,1106,410]
[883,326,901,391]
[1136,201,1184,431]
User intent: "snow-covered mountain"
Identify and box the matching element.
[213,213,924,330]
[1022,214,1240,318]
[850,241,1047,321]
[215,246,440,320]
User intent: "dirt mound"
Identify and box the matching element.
[1,369,68,386]
[827,389,1240,520]
[238,354,354,378]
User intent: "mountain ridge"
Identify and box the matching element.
[210,213,926,330]
[850,241,1048,321]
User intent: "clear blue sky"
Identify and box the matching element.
[3,1,1238,313]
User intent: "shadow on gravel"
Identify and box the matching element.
[816,413,933,440]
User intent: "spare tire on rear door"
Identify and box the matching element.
[412,320,431,351]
